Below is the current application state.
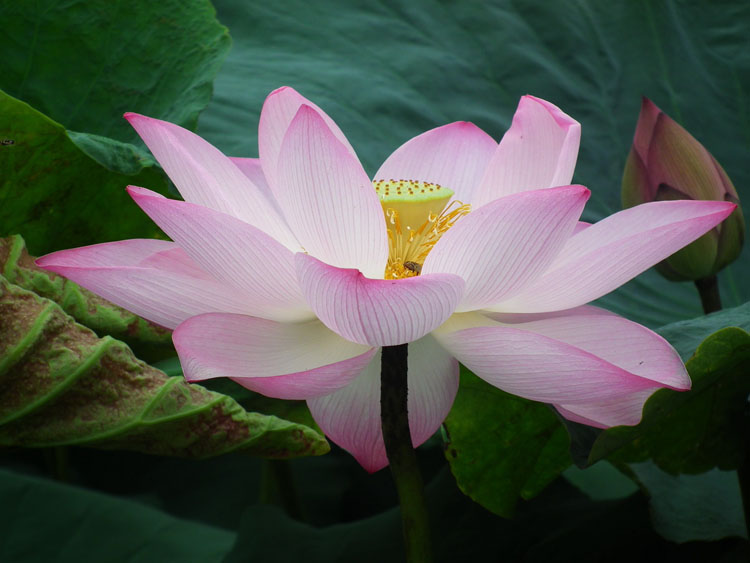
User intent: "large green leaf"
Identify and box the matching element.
[1,234,173,361]
[658,301,750,360]
[198,0,750,328]
[0,0,230,144]
[563,461,639,501]
[0,92,169,255]
[629,461,746,543]
[442,368,571,517]
[0,276,328,459]
[0,468,235,563]
[590,327,750,473]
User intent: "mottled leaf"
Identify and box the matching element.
[153,356,320,431]
[1,234,173,362]
[442,368,571,517]
[0,276,328,459]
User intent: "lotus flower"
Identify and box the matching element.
[622,97,744,281]
[37,87,735,472]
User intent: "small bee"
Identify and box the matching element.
[403,261,422,274]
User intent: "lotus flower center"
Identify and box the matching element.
[373,179,470,279]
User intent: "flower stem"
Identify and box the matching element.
[739,449,750,541]
[259,459,304,520]
[380,344,433,563]
[694,275,722,314]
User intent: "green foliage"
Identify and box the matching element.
[0,92,169,255]
[658,301,750,359]
[0,277,328,459]
[563,461,639,501]
[630,461,746,542]
[153,356,321,431]
[443,368,571,517]
[0,0,230,144]
[199,0,750,328]
[590,327,750,473]
[0,468,235,562]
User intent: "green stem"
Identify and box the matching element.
[694,275,722,314]
[259,459,304,520]
[739,450,750,541]
[381,344,433,563]
[43,446,69,482]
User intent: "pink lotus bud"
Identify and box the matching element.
[622,97,744,281]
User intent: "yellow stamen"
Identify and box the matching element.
[373,179,471,279]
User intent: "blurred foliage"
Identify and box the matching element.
[658,301,750,360]
[630,461,746,543]
[0,92,169,255]
[0,0,230,145]
[0,467,235,562]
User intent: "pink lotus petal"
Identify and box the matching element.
[554,389,657,428]
[374,122,497,203]
[259,86,356,193]
[488,305,686,428]
[486,305,689,389]
[227,157,278,208]
[125,113,299,250]
[433,313,665,405]
[492,199,737,313]
[128,187,312,322]
[307,335,459,473]
[404,334,460,448]
[276,106,388,278]
[422,185,589,311]
[36,240,255,329]
[572,221,591,235]
[307,352,386,472]
[296,253,464,347]
[173,313,374,399]
[472,96,581,208]
[632,97,661,160]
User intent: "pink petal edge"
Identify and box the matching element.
[127,186,312,322]
[275,105,388,278]
[374,121,497,204]
[492,199,737,313]
[296,253,464,347]
[471,95,581,208]
[173,313,374,399]
[307,335,459,472]
[423,185,589,311]
[36,239,254,329]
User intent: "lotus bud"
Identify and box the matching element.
[622,97,744,281]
